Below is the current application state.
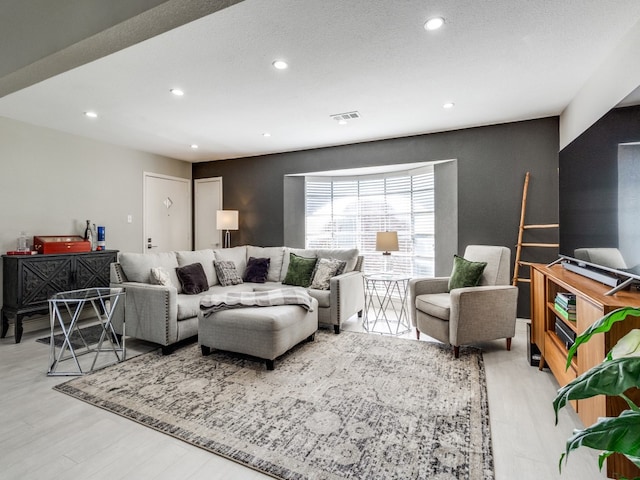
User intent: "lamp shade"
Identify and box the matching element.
[376,231,399,253]
[216,210,238,230]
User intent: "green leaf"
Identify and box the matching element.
[566,307,640,369]
[562,410,640,470]
[553,357,640,423]
[610,329,640,361]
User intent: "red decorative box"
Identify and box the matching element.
[33,236,91,254]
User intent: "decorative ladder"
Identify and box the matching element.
[512,172,559,286]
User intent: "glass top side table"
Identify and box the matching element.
[363,274,411,335]
[47,287,125,376]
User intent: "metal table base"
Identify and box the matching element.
[48,287,125,376]
[363,274,411,335]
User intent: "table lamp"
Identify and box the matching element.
[376,231,399,272]
[216,210,239,248]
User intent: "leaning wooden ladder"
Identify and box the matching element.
[512,172,559,286]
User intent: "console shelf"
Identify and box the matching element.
[530,263,640,479]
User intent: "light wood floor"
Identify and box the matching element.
[0,317,607,479]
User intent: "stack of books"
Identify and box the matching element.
[555,292,576,322]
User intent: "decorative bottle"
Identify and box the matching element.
[17,231,28,252]
[84,220,93,248]
[97,226,106,251]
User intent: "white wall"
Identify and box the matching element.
[0,116,191,314]
[560,19,640,149]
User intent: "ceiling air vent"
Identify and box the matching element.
[330,111,361,122]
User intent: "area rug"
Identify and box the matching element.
[54,330,494,480]
[36,324,105,349]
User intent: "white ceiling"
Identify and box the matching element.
[1,0,640,162]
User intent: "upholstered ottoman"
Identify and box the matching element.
[198,298,318,370]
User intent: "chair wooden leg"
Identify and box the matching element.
[416,329,420,340]
[453,345,460,358]
[506,337,512,351]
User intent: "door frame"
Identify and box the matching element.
[143,171,192,253]
[194,177,223,250]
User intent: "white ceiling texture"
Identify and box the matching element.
[1,0,640,162]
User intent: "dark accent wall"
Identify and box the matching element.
[194,117,560,317]
[559,105,640,259]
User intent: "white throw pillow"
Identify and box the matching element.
[150,267,172,287]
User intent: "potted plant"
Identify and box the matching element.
[553,306,640,477]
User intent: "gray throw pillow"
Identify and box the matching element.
[214,260,243,286]
[309,258,347,290]
[448,255,487,291]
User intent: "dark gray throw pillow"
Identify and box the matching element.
[175,262,209,295]
[243,257,270,283]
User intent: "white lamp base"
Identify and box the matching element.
[382,252,394,273]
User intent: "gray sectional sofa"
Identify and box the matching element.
[110,246,364,353]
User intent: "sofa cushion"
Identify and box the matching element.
[280,248,317,281]
[214,246,248,276]
[247,246,285,282]
[176,263,209,295]
[176,249,217,286]
[243,257,270,283]
[214,260,244,286]
[448,255,487,291]
[307,288,331,308]
[176,294,202,321]
[251,283,284,292]
[316,248,359,273]
[282,253,317,288]
[119,252,182,293]
[415,293,451,321]
[309,258,346,290]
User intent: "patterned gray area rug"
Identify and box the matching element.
[54,330,494,480]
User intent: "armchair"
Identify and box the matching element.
[409,245,518,357]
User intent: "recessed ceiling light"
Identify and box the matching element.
[170,88,184,96]
[272,60,288,70]
[190,144,198,149]
[262,133,271,137]
[424,17,445,31]
[84,111,98,118]
[338,119,348,125]
[443,102,455,109]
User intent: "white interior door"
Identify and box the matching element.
[144,172,191,252]
[194,177,223,250]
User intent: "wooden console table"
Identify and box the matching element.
[1,250,118,343]
[530,263,640,479]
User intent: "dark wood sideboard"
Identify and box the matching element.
[1,250,118,343]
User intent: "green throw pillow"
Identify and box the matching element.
[283,253,317,287]
[448,255,487,291]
